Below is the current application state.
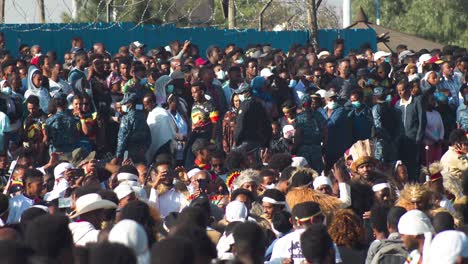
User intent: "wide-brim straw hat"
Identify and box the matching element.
[69,193,117,219]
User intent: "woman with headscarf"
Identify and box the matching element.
[108,220,150,264]
[154,75,171,106]
[251,76,278,119]
[222,93,241,153]
[420,71,439,93]
[119,200,159,246]
[25,66,50,113]
[293,95,327,173]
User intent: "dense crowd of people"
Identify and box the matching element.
[0,32,466,263]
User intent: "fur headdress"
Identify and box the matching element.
[232,169,261,190]
[440,168,464,200]
[421,162,443,182]
[347,139,375,161]
[286,188,340,222]
[348,140,378,173]
[396,183,432,211]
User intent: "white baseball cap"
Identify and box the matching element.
[317,51,330,59]
[260,68,274,78]
[54,162,74,180]
[373,51,391,62]
[114,184,134,201]
[291,157,309,168]
[225,200,248,223]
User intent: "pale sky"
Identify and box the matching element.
[5,0,343,24]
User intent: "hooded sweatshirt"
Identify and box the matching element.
[25,66,50,113]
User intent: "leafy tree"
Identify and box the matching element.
[351,0,467,47]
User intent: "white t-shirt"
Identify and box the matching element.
[270,227,343,263]
[148,188,188,217]
[271,228,306,263]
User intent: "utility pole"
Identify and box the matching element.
[342,0,351,28]
[375,0,380,25]
[228,0,236,29]
[72,0,78,20]
[38,0,45,23]
[258,0,273,31]
[106,0,113,22]
[0,0,5,23]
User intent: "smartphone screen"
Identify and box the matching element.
[198,179,208,192]
[70,169,85,177]
[58,197,72,208]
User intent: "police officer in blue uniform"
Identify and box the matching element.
[44,96,81,154]
[115,92,151,164]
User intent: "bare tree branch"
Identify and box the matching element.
[259,0,273,30]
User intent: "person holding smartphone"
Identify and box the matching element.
[440,129,468,199]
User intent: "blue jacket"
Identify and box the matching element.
[325,106,352,156]
[348,106,373,143]
[116,109,151,161]
[45,111,80,153]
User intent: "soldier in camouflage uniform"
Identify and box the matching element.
[115,93,151,163]
[44,96,81,154]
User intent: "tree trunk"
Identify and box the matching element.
[307,0,321,52]
[228,0,236,29]
[0,0,4,23]
[38,0,46,23]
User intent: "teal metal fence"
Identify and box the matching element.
[0,23,376,58]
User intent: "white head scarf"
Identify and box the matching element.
[44,162,74,201]
[108,220,150,264]
[313,176,332,190]
[398,210,434,264]
[427,230,468,264]
[154,75,171,105]
[420,71,437,92]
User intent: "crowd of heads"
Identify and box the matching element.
[0,33,464,263]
